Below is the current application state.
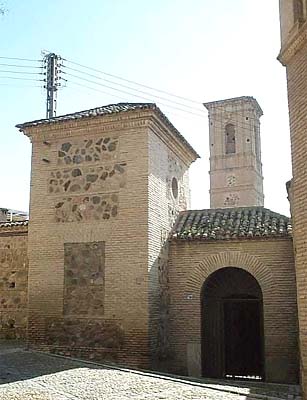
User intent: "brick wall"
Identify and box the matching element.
[0,225,28,339]
[24,113,150,367]
[283,36,307,393]
[278,4,307,395]
[167,238,299,383]
[147,124,191,368]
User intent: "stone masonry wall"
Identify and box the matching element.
[167,238,298,384]
[63,242,105,316]
[0,227,28,340]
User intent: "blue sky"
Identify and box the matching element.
[0,0,291,215]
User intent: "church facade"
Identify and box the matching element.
[0,96,299,384]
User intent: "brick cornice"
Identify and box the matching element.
[22,113,149,143]
[0,226,28,236]
[278,20,307,65]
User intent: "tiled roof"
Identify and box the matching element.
[16,102,199,159]
[0,220,28,229]
[172,207,292,241]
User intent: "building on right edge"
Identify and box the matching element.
[278,0,307,396]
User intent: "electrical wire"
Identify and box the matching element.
[0,56,41,62]
[63,57,202,105]
[0,63,43,69]
[62,57,260,131]
[65,80,202,122]
[0,54,262,134]
[66,79,126,101]
[0,83,42,87]
[0,70,44,75]
[62,57,267,131]
[62,64,206,114]
[63,74,257,132]
[64,77,258,131]
[63,72,206,118]
[0,76,44,81]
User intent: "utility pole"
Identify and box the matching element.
[44,53,61,119]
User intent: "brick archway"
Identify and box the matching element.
[184,250,274,380]
[186,251,274,300]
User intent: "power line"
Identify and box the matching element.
[64,72,206,119]
[0,54,262,133]
[62,64,205,114]
[62,57,260,130]
[64,76,259,133]
[66,79,126,101]
[0,63,43,69]
[0,83,42,87]
[65,80,203,122]
[0,70,43,75]
[65,78,259,133]
[63,57,202,105]
[0,56,41,62]
[0,76,44,81]
[63,73,258,131]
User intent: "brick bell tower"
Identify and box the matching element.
[204,96,264,209]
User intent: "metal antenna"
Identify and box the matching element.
[44,53,61,118]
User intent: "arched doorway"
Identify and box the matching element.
[201,267,264,380]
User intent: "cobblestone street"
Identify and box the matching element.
[0,346,301,400]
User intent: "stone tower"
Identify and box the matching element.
[204,96,264,209]
[278,0,307,395]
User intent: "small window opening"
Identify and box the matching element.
[246,117,249,121]
[254,125,260,158]
[172,177,178,199]
[8,282,16,289]
[247,138,250,143]
[225,123,236,154]
[8,320,15,329]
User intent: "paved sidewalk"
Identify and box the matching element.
[0,346,301,400]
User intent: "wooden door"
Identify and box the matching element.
[223,299,263,378]
[202,298,224,377]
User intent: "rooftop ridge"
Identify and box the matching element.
[172,207,291,241]
[0,220,29,229]
[178,206,290,219]
[16,102,199,160]
[16,102,156,129]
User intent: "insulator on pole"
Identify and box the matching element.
[44,53,61,119]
